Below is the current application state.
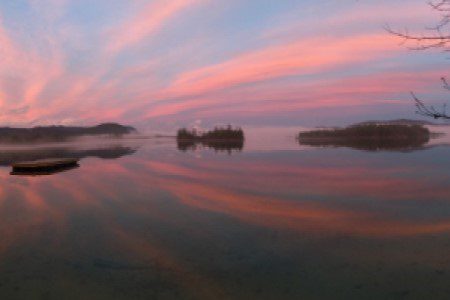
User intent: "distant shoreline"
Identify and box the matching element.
[0,123,136,144]
[298,124,431,151]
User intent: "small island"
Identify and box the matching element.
[0,123,136,143]
[176,126,244,153]
[298,124,431,151]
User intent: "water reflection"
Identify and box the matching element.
[0,145,137,166]
[0,140,449,299]
[299,136,430,151]
[177,139,244,154]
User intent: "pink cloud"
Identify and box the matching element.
[0,1,443,127]
[137,67,444,120]
[106,0,206,56]
[161,33,400,99]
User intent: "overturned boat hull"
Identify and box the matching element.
[11,158,79,175]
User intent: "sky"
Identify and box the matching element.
[0,0,448,131]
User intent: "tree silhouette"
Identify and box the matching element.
[176,126,244,153]
[387,0,450,119]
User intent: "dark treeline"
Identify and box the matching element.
[298,124,431,152]
[0,123,136,143]
[177,125,244,153]
[177,125,244,141]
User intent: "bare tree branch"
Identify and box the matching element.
[388,0,450,119]
[386,0,450,50]
[412,91,450,119]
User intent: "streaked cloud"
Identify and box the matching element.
[0,0,444,129]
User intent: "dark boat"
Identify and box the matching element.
[11,158,79,175]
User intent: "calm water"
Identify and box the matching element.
[1,133,450,299]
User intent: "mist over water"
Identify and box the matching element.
[0,131,449,299]
[427,125,450,146]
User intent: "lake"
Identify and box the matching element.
[0,130,449,299]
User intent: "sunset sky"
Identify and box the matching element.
[0,0,448,131]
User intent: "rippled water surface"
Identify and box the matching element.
[1,134,450,299]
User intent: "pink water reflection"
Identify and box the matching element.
[0,145,449,298]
